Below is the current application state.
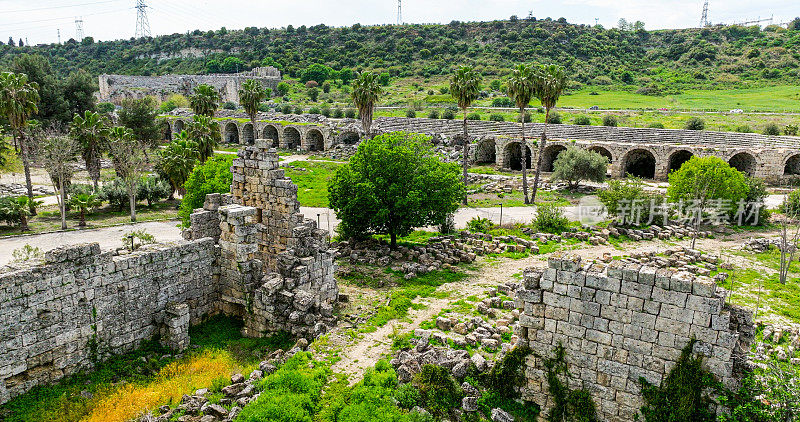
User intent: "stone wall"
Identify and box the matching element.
[0,239,218,404]
[98,67,281,104]
[516,252,754,422]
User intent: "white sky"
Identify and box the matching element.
[0,0,797,45]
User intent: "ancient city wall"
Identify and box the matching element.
[98,66,281,104]
[0,239,218,404]
[516,253,754,422]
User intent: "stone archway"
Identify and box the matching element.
[284,127,301,150]
[729,152,756,175]
[306,129,324,152]
[173,119,185,134]
[785,154,800,175]
[668,150,694,173]
[621,148,657,179]
[242,123,255,145]
[541,144,567,172]
[475,139,497,164]
[224,122,240,144]
[340,131,360,145]
[263,125,280,146]
[587,146,612,163]
[505,142,532,171]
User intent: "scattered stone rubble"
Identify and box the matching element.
[0,183,53,197]
[751,323,800,366]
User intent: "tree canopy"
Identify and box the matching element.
[551,147,608,188]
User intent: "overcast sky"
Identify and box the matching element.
[1,0,797,45]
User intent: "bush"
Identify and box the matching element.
[764,123,782,136]
[491,97,514,107]
[308,106,321,115]
[322,81,331,93]
[551,147,608,188]
[466,112,481,120]
[442,110,456,120]
[280,104,292,114]
[333,107,344,118]
[293,106,305,115]
[598,177,659,226]
[138,176,171,206]
[320,106,331,117]
[546,111,562,124]
[100,178,130,211]
[735,124,752,133]
[308,87,320,101]
[395,382,421,409]
[406,109,417,118]
[481,345,531,399]
[97,102,115,113]
[781,189,800,218]
[276,81,290,96]
[489,113,505,121]
[602,115,618,127]
[345,109,356,119]
[516,112,532,123]
[222,101,237,110]
[685,117,705,130]
[533,203,570,234]
[743,176,769,225]
[179,155,234,226]
[466,216,494,233]
[573,115,591,125]
[785,124,799,136]
[159,94,189,113]
[648,122,665,129]
[413,365,462,417]
[427,109,440,119]
[545,345,599,422]
[121,229,156,251]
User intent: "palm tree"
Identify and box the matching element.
[157,131,199,198]
[0,196,37,231]
[187,115,221,162]
[239,79,266,134]
[70,110,109,192]
[450,66,483,205]
[506,64,536,204]
[69,193,102,227]
[189,84,221,117]
[0,72,40,214]
[530,64,568,203]
[351,72,383,137]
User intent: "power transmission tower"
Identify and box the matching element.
[700,1,709,27]
[75,18,84,41]
[57,29,61,44]
[397,0,402,25]
[135,0,151,38]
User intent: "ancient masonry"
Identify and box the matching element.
[98,66,281,104]
[516,253,754,422]
[0,141,337,405]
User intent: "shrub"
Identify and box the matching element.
[573,115,591,125]
[764,123,782,136]
[427,109,440,119]
[276,81,290,96]
[100,178,130,211]
[466,216,494,233]
[158,94,189,113]
[743,176,769,225]
[333,107,344,118]
[545,345,599,422]
[138,176,171,207]
[11,244,42,262]
[395,382,421,409]
[781,189,800,218]
[598,177,659,226]
[601,115,618,127]
[685,117,705,130]
[280,104,292,114]
[345,109,356,119]
[122,229,156,251]
[481,345,531,399]
[308,87,320,101]
[406,109,417,118]
[413,365,462,417]
[442,109,456,120]
[466,112,481,120]
[516,112,532,123]
[489,113,505,121]
[322,81,331,93]
[785,124,799,136]
[97,102,115,114]
[179,155,234,226]
[667,156,749,220]
[222,101,237,110]
[491,97,514,107]
[551,147,607,188]
[320,106,331,117]
[735,124,752,133]
[648,122,665,129]
[308,106,321,115]
[533,203,570,234]
[546,111,562,124]
[293,106,304,115]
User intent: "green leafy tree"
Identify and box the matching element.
[11,53,69,124]
[450,66,483,205]
[238,79,267,129]
[328,131,464,248]
[40,135,79,229]
[308,86,320,102]
[107,126,146,222]
[62,69,98,117]
[68,193,102,227]
[506,64,536,203]
[118,97,161,150]
[189,84,221,117]
[0,71,40,214]
[301,63,333,83]
[187,114,221,163]
[179,154,234,226]
[685,117,705,130]
[351,72,383,137]
[157,131,199,198]
[276,82,290,97]
[551,147,608,188]
[70,110,109,191]
[530,64,568,203]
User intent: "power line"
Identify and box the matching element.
[0,7,131,30]
[0,0,124,14]
[135,0,151,38]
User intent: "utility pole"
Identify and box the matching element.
[75,18,84,41]
[700,1,709,27]
[397,0,402,25]
[135,0,152,38]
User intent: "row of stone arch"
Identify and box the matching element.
[474,138,799,179]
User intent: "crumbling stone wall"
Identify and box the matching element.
[0,240,218,404]
[516,252,754,422]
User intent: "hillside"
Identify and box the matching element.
[1,18,799,94]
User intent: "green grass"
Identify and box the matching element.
[719,252,800,323]
[282,160,344,207]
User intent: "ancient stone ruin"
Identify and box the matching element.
[0,141,337,405]
[517,252,754,421]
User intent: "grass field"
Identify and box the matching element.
[283,160,344,208]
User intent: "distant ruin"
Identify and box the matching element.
[98,66,281,104]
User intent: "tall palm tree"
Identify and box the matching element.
[530,64,568,203]
[189,84,221,117]
[506,64,536,204]
[351,72,383,137]
[450,66,483,205]
[239,79,266,136]
[0,72,40,214]
[70,110,109,192]
[187,115,221,162]
[157,131,199,198]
